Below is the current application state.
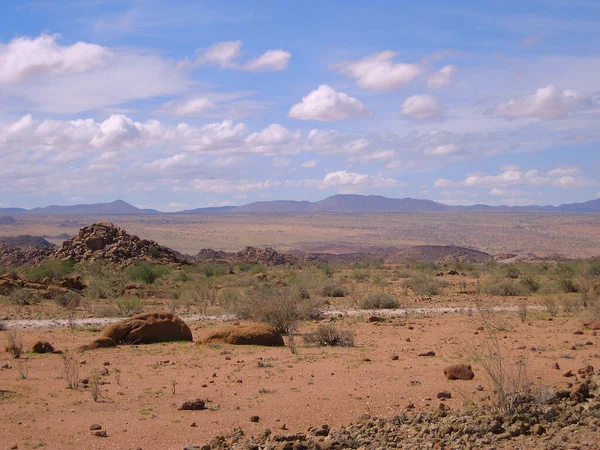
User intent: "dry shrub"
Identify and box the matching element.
[480,279,528,297]
[8,289,40,305]
[360,293,399,310]
[321,284,346,298]
[304,325,355,347]
[5,329,23,358]
[403,275,448,296]
[90,370,101,401]
[543,297,558,316]
[17,359,29,379]
[61,352,79,389]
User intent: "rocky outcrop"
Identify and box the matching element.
[50,222,183,265]
[196,323,285,346]
[78,337,117,352]
[195,246,298,266]
[101,312,193,344]
[0,235,55,249]
[0,273,85,297]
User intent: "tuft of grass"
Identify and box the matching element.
[21,259,75,281]
[403,275,448,296]
[479,279,529,297]
[125,262,169,284]
[5,329,24,358]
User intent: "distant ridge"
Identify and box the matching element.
[2,195,600,215]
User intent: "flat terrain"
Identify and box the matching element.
[1,311,599,450]
[1,212,600,257]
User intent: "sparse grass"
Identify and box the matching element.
[113,296,144,316]
[479,279,529,297]
[543,297,558,316]
[304,325,355,347]
[21,259,75,281]
[321,284,345,298]
[125,261,170,284]
[61,352,79,389]
[90,370,101,402]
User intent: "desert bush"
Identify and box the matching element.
[199,263,228,278]
[316,262,334,278]
[520,274,541,292]
[403,275,448,296]
[5,329,24,358]
[413,262,441,272]
[350,269,370,283]
[543,297,558,316]
[465,313,533,414]
[55,290,81,309]
[81,260,126,299]
[233,285,322,336]
[360,293,399,309]
[250,264,267,275]
[504,265,521,279]
[553,263,579,293]
[8,288,40,305]
[125,261,169,284]
[114,297,144,316]
[304,325,355,347]
[517,301,527,322]
[560,295,581,313]
[61,352,79,389]
[479,279,528,296]
[17,359,29,379]
[90,370,101,402]
[321,284,346,298]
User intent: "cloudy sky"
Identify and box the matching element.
[1,0,599,210]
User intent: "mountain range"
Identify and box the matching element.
[1,195,600,215]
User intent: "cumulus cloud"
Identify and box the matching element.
[337,51,422,90]
[489,84,591,119]
[323,171,368,186]
[166,97,215,116]
[288,85,370,121]
[400,94,443,119]
[286,171,403,190]
[0,33,112,84]
[300,159,318,168]
[198,41,291,71]
[427,65,456,89]
[244,50,291,71]
[192,178,281,193]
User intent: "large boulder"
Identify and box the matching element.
[30,341,55,353]
[101,312,193,344]
[444,364,475,380]
[196,323,284,347]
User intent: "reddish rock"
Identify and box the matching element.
[444,364,475,380]
[177,398,206,410]
[101,312,193,345]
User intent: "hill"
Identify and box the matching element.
[0,216,17,224]
[0,235,55,248]
[29,200,158,215]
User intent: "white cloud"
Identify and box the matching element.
[427,65,456,89]
[324,171,368,186]
[0,33,112,84]
[244,50,291,71]
[199,41,242,68]
[300,159,318,168]
[400,94,442,119]
[489,84,591,119]
[170,97,215,116]
[287,171,403,190]
[423,143,461,156]
[288,85,370,121]
[192,178,281,193]
[547,167,579,176]
[337,51,422,90]
[198,41,291,72]
[435,168,594,190]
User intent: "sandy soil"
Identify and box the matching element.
[2,311,598,450]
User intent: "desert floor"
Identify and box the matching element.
[1,310,598,450]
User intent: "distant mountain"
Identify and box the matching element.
[1,196,599,215]
[0,235,55,248]
[28,200,158,215]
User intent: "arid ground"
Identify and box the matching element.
[2,212,600,257]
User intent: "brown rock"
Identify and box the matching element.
[93,430,107,437]
[418,351,436,357]
[563,370,574,377]
[77,337,117,352]
[551,361,560,370]
[30,340,54,354]
[196,323,285,347]
[249,415,260,422]
[437,391,452,399]
[59,275,86,291]
[578,365,594,375]
[177,398,206,410]
[101,312,193,344]
[89,424,102,431]
[444,364,475,380]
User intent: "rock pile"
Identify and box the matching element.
[195,246,298,266]
[195,374,600,449]
[50,222,183,265]
[0,272,85,298]
[0,244,50,267]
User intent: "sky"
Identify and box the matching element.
[0,0,599,211]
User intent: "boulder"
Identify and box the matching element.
[30,341,54,353]
[196,323,284,347]
[444,364,475,380]
[101,312,193,344]
[59,275,86,291]
[78,337,117,352]
[177,398,206,410]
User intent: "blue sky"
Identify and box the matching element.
[0,0,599,210]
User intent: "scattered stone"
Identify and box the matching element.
[418,351,436,357]
[563,370,574,377]
[444,364,475,380]
[578,365,594,375]
[93,430,107,437]
[437,391,452,399]
[551,361,560,370]
[574,330,584,335]
[250,415,260,423]
[391,355,399,361]
[89,424,102,431]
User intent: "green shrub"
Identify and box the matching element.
[505,266,521,279]
[480,279,528,296]
[360,293,399,309]
[321,284,345,297]
[55,291,81,309]
[402,275,448,296]
[237,262,253,272]
[8,289,40,305]
[125,262,168,284]
[351,269,369,283]
[199,263,228,278]
[114,297,144,316]
[316,262,334,277]
[520,275,541,293]
[304,325,355,347]
[22,259,75,281]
